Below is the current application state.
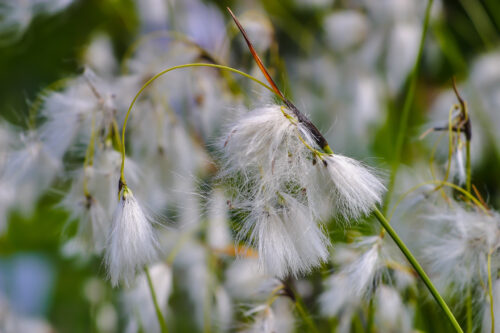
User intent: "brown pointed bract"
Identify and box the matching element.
[227,7,330,150]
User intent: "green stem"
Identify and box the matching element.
[119,63,276,184]
[295,296,320,333]
[488,251,495,333]
[145,267,168,333]
[384,0,433,212]
[466,285,472,333]
[372,207,463,333]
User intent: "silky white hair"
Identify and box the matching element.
[105,188,159,287]
[219,105,385,278]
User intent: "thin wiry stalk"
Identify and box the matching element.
[384,0,434,213]
[121,30,221,74]
[372,207,463,333]
[145,267,168,333]
[466,285,472,333]
[119,63,276,185]
[488,251,495,333]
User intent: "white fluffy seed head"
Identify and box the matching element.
[219,104,387,278]
[319,274,357,317]
[219,105,331,278]
[224,258,275,301]
[241,193,329,279]
[344,239,382,296]
[220,105,298,178]
[105,188,159,287]
[375,285,413,333]
[219,105,319,195]
[320,236,383,317]
[316,154,385,219]
[69,196,109,254]
[243,298,294,333]
[423,203,500,293]
[60,167,110,253]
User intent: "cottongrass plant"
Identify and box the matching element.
[79,5,464,332]
[8,1,500,332]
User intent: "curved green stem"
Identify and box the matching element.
[145,267,168,333]
[384,0,433,212]
[121,31,216,74]
[119,63,276,184]
[372,207,463,333]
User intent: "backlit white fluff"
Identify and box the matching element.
[375,286,413,333]
[344,237,382,296]
[105,188,159,287]
[65,194,109,254]
[243,298,294,333]
[224,258,275,301]
[320,236,383,317]
[320,274,359,318]
[315,154,385,219]
[423,202,500,293]
[242,193,329,278]
[1,134,60,216]
[207,189,232,249]
[244,304,275,333]
[221,105,319,192]
[221,105,303,178]
[60,167,110,253]
[220,105,384,278]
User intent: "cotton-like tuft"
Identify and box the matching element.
[316,154,385,219]
[105,188,159,287]
[423,202,500,294]
[220,105,385,278]
[242,193,329,278]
